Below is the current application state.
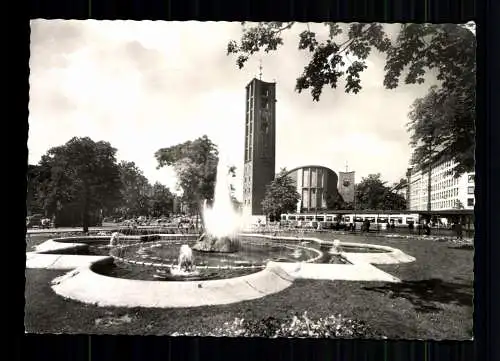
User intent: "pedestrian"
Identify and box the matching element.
[456,221,463,241]
[363,219,370,233]
[425,222,431,236]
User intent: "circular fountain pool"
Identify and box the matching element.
[34,234,399,283]
[88,237,321,281]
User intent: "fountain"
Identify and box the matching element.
[177,244,195,272]
[329,239,341,254]
[192,156,242,253]
[109,232,120,247]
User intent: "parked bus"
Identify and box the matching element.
[281,212,421,231]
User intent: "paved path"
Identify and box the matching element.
[27,227,110,234]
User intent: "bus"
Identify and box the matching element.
[280,212,421,230]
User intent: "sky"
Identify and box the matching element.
[29,20,441,201]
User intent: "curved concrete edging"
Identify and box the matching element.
[240,234,416,265]
[51,261,295,308]
[27,232,416,308]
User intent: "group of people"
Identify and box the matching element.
[349,218,466,240]
[177,220,197,233]
[415,219,465,240]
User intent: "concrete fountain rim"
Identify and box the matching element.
[28,232,415,271]
[26,233,414,308]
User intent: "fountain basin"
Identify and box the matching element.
[27,233,414,307]
[51,261,295,308]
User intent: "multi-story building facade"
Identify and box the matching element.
[408,159,475,211]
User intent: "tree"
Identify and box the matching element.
[37,137,123,232]
[454,200,465,210]
[261,169,301,220]
[355,173,406,210]
[26,164,45,216]
[407,86,450,210]
[149,182,174,217]
[155,136,237,219]
[325,193,352,210]
[382,192,407,211]
[227,22,475,176]
[118,161,153,217]
[408,84,474,178]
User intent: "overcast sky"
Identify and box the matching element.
[29,20,438,200]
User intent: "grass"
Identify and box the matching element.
[26,234,58,250]
[24,231,473,339]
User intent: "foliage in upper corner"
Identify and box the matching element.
[228,22,476,176]
[227,22,474,100]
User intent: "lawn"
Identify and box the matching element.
[24,231,473,339]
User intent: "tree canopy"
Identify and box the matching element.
[27,137,177,226]
[117,161,153,217]
[227,22,475,175]
[355,173,406,210]
[408,83,474,177]
[155,135,236,216]
[261,168,301,220]
[150,182,174,217]
[36,137,123,231]
[26,164,45,216]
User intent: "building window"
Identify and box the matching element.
[467,198,474,207]
[468,175,474,183]
[467,186,474,195]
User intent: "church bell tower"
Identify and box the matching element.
[242,78,277,216]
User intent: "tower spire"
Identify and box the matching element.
[345,161,348,172]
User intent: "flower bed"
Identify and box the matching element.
[171,311,378,338]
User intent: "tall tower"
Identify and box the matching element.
[242,78,277,216]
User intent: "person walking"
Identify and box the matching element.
[424,221,431,236]
[456,220,463,241]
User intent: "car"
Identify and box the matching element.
[26,214,43,228]
[40,218,52,229]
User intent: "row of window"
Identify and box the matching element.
[435,160,454,171]
[432,188,459,200]
[414,197,474,210]
[302,168,325,188]
[301,188,324,209]
[431,177,459,191]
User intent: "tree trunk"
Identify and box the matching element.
[82,208,89,233]
[82,187,90,233]
[197,197,204,231]
[427,149,432,212]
